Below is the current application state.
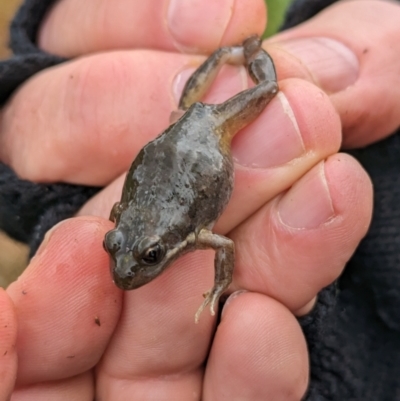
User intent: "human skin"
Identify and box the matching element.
[1,0,400,399]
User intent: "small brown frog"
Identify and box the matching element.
[103,36,278,322]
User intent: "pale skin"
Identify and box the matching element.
[1,0,400,399]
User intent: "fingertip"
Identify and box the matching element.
[7,216,122,386]
[233,77,342,167]
[268,1,400,147]
[205,292,308,400]
[32,216,114,261]
[324,152,373,231]
[222,0,266,46]
[166,0,235,52]
[229,153,373,313]
[278,161,335,230]
[280,78,341,153]
[219,78,342,233]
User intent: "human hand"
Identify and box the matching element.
[2,0,399,399]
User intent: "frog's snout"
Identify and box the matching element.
[104,229,168,290]
[104,228,135,289]
[110,253,158,290]
[110,255,139,290]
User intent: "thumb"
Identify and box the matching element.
[266,0,400,148]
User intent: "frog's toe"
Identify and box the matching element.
[195,296,208,324]
[194,288,220,323]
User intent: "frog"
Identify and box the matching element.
[103,35,278,323]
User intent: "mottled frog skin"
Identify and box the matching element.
[104,36,278,322]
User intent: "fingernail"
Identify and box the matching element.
[278,37,359,92]
[278,162,335,229]
[295,297,317,317]
[232,92,305,168]
[167,0,234,52]
[172,67,196,106]
[221,290,248,319]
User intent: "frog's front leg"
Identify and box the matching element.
[195,228,235,323]
[109,202,126,223]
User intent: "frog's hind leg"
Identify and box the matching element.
[215,35,279,140]
[179,44,245,110]
[243,35,277,86]
[194,228,235,323]
[179,35,278,141]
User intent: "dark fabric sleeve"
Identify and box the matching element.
[0,1,399,400]
[0,0,66,105]
[299,133,400,401]
[281,0,339,30]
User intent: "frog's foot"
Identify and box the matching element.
[195,229,235,323]
[195,286,224,324]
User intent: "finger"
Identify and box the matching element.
[96,250,217,400]
[78,78,341,236]
[229,153,373,312]
[38,0,266,57]
[6,218,214,400]
[0,289,17,401]
[11,373,94,401]
[266,0,400,147]
[0,50,194,185]
[6,217,122,388]
[204,292,308,401]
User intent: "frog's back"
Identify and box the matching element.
[121,103,234,235]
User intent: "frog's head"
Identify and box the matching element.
[103,226,171,290]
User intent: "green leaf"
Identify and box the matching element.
[263,0,293,38]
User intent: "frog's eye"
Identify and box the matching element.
[140,243,165,265]
[135,236,165,266]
